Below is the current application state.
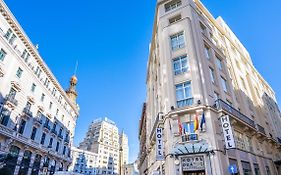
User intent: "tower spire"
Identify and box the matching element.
[66,61,78,104]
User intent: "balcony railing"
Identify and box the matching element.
[43,123,51,130]
[34,116,43,125]
[58,133,63,139]
[256,124,266,135]
[23,107,33,118]
[181,133,198,142]
[64,137,70,144]
[277,137,281,145]
[177,98,194,108]
[4,95,18,107]
[51,129,57,135]
[215,99,255,129]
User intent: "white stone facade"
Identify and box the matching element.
[69,147,98,175]
[0,0,79,174]
[139,0,281,175]
[79,118,121,175]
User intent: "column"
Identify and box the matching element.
[27,153,36,175]
[13,149,24,175]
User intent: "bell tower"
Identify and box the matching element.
[66,75,78,104]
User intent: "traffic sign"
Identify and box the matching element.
[228,164,238,174]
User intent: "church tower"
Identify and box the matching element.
[66,75,78,104]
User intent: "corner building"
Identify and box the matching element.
[0,0,79,174]
[139,0,281,175]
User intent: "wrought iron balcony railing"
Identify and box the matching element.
[43,123,51,130]
[4,95,18,107]
[58,133,63,139]
[214,99,255,129]
[51,129,57,135]
[23,107,33,118]
[256,124,266,135]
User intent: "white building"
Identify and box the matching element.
[0,0,79,174]
[69,147,98,175]
[79,118,120,175]
[139,0,281,174]
[123,162,139,175]
[119,131,129,175]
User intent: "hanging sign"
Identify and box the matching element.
[220,115,235,149]
[156,128,164,161]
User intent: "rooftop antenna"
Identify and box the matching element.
[74,60,78,75]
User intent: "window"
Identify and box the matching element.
[171,32,185,50]
[209,67,215,83]
[49,102,53,110]
[48,138,53,148]
[21,49,27,59]
[56,142,60,152]
[30,127,37,140]
[63,146,66,155]
[169,14,181,24]
[8,88,16,99]
[4,29,12,40]
[9,34,16,45]
[18,120,26,134]
[31,83,36,92]
[176,81,193,107]
[25,102,32,111]
[41,93,45,102]
[199,22,206,34]
[220,76,228,92]
[56,109,59,116]
[0,49,6,61]
[41,133,46,145]
[254,163,260,175]
[241,161,252,175]
[16,67,23,78]
[35,66,42,78]
[216,56,223,70]
[52,88,57,96]
[204,45,211,59]
[173,55,188,75]
[265,166,271,175]
[165,0,182,12]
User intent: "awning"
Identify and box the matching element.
[172,140,212,155]
[275,160,281,165]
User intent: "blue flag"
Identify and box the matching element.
[200,112,206,131]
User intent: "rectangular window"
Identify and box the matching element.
[165,0,182,12]
[216,56,223,70]
[4,29,12,40]
[204,45,211,59]
[40,133,46,145]
[18,120,26,134]
[16,67,23,78]
[169,14,182,24]
[49,102,53,110]
[171,32,185,50]
[253,163,260,175]
[41,93,45,102]
[221,76,228,92]
[173,55,188,75]
[30,127,37,140]
[21,49,27,59]
[9,34,16,45]
[0,49,6,61]
[241,161,252,175]
[176,81,193,107]
[199,22,206,34]
[48,138,53,148]
[35,66,42,78]
[31,83,36,92]
[209,67,215,83]
[52,88,57,96]
[265,166,271,175]
[25,53,30,63]
[56,142,60,152]
[25,102,32,111]
[63,146,66,155]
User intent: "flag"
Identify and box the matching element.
[178,116,183,135]
[200,111,206,131]
[194,113,199,132]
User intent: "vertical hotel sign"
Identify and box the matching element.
[220,115,236,149]
[156,128,164,161]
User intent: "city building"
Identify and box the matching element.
[79,118,123,175]
[123,162,139,175]
[69,147,98,175]
[139,0,281,175]
[0,0,79,174]
[119,131,129,175]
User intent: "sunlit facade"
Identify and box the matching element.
[139,0,281,175]
[0,0,79,174]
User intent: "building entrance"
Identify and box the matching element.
[183,171,205,175]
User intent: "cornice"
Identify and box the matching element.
[0,1,79,116]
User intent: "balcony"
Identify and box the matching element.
[214,99,256,129]
[4,95,18,108]
[43,123,51,131]
[177,98,194,108]
[33,116,43,126]
[51,129,57,136]
[22,107,33,119]
[256,124,266,135]
[58,133,63,140]
[181,133,198,143]
[64,137,70,144]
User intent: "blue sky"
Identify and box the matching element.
[4,0,281,163]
